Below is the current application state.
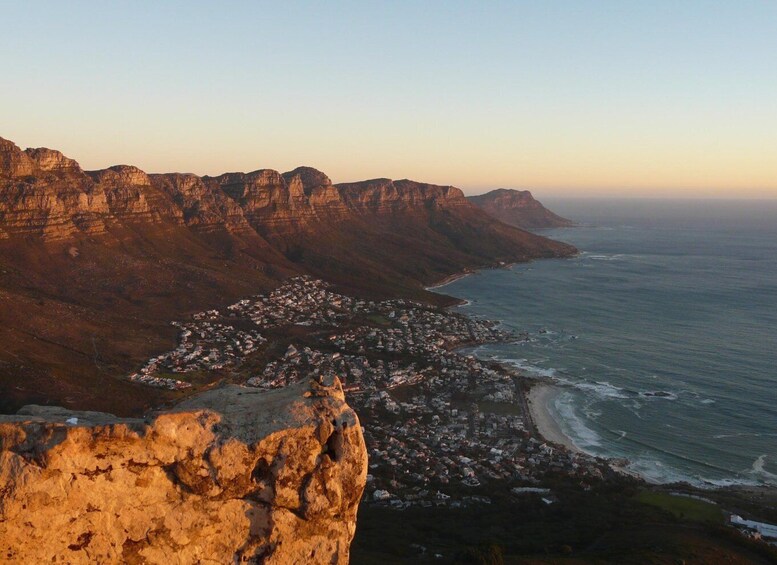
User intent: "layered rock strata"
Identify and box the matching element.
[0,137,475,241]
[0,377,367,564]
[2,136,571,242]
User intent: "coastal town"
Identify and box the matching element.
[124,276,777,546]
[128,276,617,507]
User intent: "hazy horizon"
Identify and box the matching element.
[3,1,776,198]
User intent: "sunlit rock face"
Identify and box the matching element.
[24,147,82,173]
[0,377,367,564]
[0,136,504,240]
[0,137,36,178]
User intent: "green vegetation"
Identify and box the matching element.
[634,490,724,524]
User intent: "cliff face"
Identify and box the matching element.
[0,139,107,238]
[0,135,576,297]
[0,377,367,564]
[469,189,573,229]
[0,137,473,241]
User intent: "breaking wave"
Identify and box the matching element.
[552,392,603,450]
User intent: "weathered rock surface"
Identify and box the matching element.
[0,136,569,242]
[469,188,573,229]
[0,377,367,564]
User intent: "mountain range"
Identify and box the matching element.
[0,136,575,414]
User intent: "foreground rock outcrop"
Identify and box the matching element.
[0,377,367,564]
[469,189,573,229]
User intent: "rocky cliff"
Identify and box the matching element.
[0,137,475,241]
[0,376,367,564]
[469,189,573,229]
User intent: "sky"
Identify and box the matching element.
[1,1,776,198]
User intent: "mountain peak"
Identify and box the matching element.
[282,167,332,197]
[88,164,152,186]
[24,147,81,173]
[0,137,36,178]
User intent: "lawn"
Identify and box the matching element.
[635,490,724,524]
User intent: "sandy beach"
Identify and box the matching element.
[424,270,473,291]
[527,384,583,454]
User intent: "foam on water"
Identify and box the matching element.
[624,459,762,488]
[585,253,627,261]
[498,357,558,379]
[552,392,603,450]
[626,457,691,485]
[571,380,631,400]
[750,455,777,482]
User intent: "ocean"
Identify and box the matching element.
[444,198,777,487]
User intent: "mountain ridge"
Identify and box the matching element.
[0,135,575,415]
[1,137,474,241]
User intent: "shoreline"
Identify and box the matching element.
[527,383,584,454]
[428,263,666,483]
[425,261,520,292]
[424,269,474,291]
[426,258,777,500]
[429,264,588,457]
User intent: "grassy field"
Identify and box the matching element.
[634,490,724,524]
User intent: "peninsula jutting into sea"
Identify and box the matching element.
[1,137,776,563]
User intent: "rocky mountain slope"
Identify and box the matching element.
[0,376,367,564]
[469,188,573,229]
[0,136,575,414]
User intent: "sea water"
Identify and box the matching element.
[444,198,777,487]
